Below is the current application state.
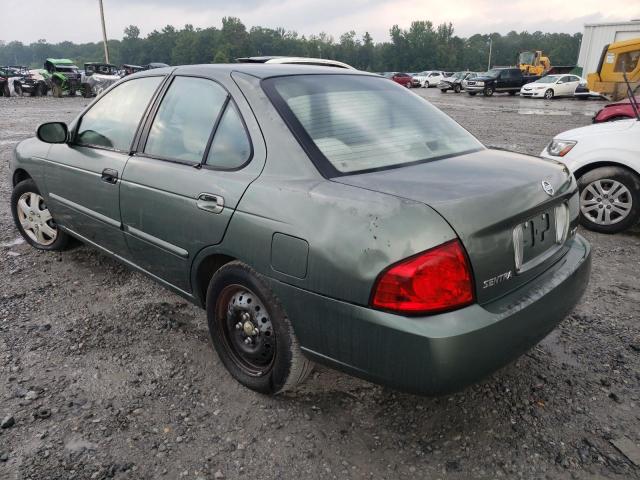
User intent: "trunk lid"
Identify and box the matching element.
[334,148,577,304]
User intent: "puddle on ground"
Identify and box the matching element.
[1,237,25,248]
[517,109,573,116]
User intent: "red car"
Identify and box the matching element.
[384,72,413,88]
[593,96,640,123]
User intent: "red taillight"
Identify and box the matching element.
[371,239,474,314]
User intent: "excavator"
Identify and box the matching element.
[517,51,574,76]
[586,37,640,101]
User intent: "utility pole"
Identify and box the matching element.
[487,37,492,71]
[99,0,110,64]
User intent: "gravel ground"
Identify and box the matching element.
[1,90,639,480]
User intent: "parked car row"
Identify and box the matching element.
[0,60,170,97]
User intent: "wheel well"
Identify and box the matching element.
[573,161,640,181]
[12,169,32,186]
[194,254,235,307]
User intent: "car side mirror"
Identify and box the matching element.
[37,122,68,144]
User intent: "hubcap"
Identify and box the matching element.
[16,192,57,245]
[217,285,275,376]
[580,179,632,225]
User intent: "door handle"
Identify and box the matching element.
[197,193,224,214]
[101,168,119,184]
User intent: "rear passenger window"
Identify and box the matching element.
[205,103,251,169]
[145,76,227,163]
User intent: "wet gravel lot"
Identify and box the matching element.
[1,90,639,480]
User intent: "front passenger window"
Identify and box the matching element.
[145,76,228,163]
[76,76,162,151]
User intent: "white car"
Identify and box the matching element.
[520,74,586,99]
[540,117,640,233]
[413,71,445,88]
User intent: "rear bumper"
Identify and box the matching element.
[267,234,591,395]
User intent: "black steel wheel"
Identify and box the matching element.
[207,261,313,394]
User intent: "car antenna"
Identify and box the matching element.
[623,72,640,121]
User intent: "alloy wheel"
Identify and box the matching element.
[580,179,633,225]
[16,192,58,246]
[216,284,276,376]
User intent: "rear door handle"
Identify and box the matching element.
[197,193,224,214]
[101,168,119,184]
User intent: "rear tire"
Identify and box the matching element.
[206,261,314,395]
[11,179,70,251]
[14,83,23,96]
[467,91,477,96]
[577,167,640,234]
[440,89,447,93]
[508,91,516,96]
[2,82,10,97]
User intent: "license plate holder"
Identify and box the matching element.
[513,211,556,271]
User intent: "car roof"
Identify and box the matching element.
[46,58,76,65]
[130,63,374,80]
[236,56,355,70]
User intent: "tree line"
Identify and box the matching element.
[0,17,582,73]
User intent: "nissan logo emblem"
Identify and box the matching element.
[541,180,554,196]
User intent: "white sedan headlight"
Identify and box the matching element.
[546,139,577,157]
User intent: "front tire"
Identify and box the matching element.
[544,89,554,100]
[483,86,494,96]
[11,179,70,250]
[453,84,461,93]
[206,261,314,394]
[14,83,23,96]
[467,91,477,96]
[577,167,640,234]
[52,82,62,98]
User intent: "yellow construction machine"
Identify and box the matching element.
[587,37,640,100]
[518,51,550,75]
[518,50,574,76]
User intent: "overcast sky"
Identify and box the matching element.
[2,0,639,44]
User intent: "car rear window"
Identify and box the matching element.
[264,74,482,176]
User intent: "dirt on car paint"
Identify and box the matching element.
[1,93,639,480]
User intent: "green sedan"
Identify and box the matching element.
[9,65,591,395]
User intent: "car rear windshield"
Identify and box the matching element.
[264,74,483,176]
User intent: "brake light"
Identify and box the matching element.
[371,240,474,314]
